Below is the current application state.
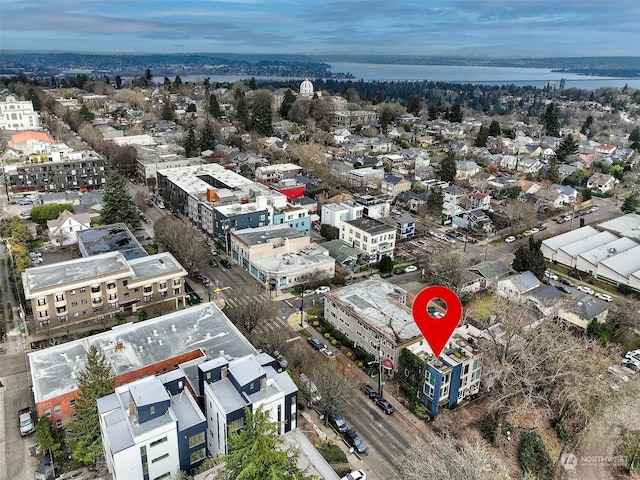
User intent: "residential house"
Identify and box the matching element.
[255,163,303,184]
[442,185,468,218]
[393,212,416,240]
[321,201,364,229]
[557,294,609,329]
[381,174,412,198]
[551,183,578,204]
[516,157,543,175]
[587,173,616,194]
[347,167,384,189]
[46,210,91,246]
[466,190,491,210]
[467,260,511,289]
[396,191,430,213]
[355,194,391,219]
[595,144,617,156]
[496,271,541,301]
[464,209,493,233]
[456,161,481,179]
[340,217,396,262]
[320,240,362,274]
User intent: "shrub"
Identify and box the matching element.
[357,361,363,368]
[324,333,331,339]
[346,352,352,358]
[518,431,553,479]
[331,339,337,346]
[313,321,319,327]
[318,444,347,463]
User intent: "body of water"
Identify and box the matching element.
[177,62,640,90]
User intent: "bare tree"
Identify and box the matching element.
[304,358,357,423]
[423,252,473,299]
[502,201,537,234]
[478,297,613,444]
[249,323,295,356]
[224,284,277,335]
[153,216,208,274]
[395,437,513,480]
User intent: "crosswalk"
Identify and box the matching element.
[221,293,292,334]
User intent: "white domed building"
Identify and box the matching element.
[299,79,319,99]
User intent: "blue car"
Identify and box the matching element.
[329,412,348,433]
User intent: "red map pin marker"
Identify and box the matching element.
[412,286,462,358]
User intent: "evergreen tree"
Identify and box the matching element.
[379,255,393,274]
[427,104,438,120]
[183,122,198,157]
[448,104,463,123]
[161,96,175,121]
[375,91,385,104]
[279,89,296,119]
[580,115,594,136]
[249,90,273,136]
[407,95,421,116]
[582,188,592,201]
[236,92,249,129]
[440,151,457,183]
[248,76,257,90]
[380,106,394,134]
[629,126,640,152]
[208,94,222,119]
[26,87,42,111]
[115,75,122,89]
[36,416,61,464]
[79,104,94,122]
[66,346,116,465]
[172,75,183,93]
[556,134,579,161]
[144,68,153,84]
[216,407,313,480]
[200,118,217,152]
[622,193,640,214]
[512,237,546,280]
[541,102,560,136]
[426,187,444,213]
[203,77,211,96]
[100,171,140,228]
[545,157,560,184]
[488,119,501,137]
[475,125,489,147]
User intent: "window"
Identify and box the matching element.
[151,453,169,464]
[122,279,128,286]
[36,298,47,306]
[38,310,49,318]
[56,306,67,313]
[153,473,171,480]
[44,408,51,417]
[173,279,181,286]
[149,405,155,415]
[144,295,153,302]
[54,405,61,414]
[143,286,152,293]
[69,399,75,408]
[39,320,50,327]
[150,436,167,448]
[92,297,102,304]
[70,290,76,295]
[91,285,101,293]
[158,282,167,289]
[173,288,180,295]
[190,448,205,465]
[188,432,205,448]
[108,293,117,300]
[228,417,245,435]
[71,301,78,307]
[55,419,63,429]
[80,287,86,293]
[107,282,116,289]
[140,445,147,457]
[55,294,65,302]
[57,315,68,322]
[81,299,88,304]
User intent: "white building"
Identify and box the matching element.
[0,95,39,130]
[98,374,206,480]
[340,216,396,262]
[46,210,91,246]
[321,201,364,229]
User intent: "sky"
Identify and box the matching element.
[1,0,639,58]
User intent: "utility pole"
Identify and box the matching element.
[378,343,384,397]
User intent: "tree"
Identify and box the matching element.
[426,187,444,214]
[100,171,140,229]
[36,416,61,466]
[153,216,208,274]
[224,284,277,334]
[172,75,183,92]
[29,204,74,225]
[66,345,116,465]
[502,201,536,234]
[541,102,560,136]
[488,119,501,137]
[440,151,457,183]
[305,360,357,424]
[279,89,296,119]
[216,407,313,480]
[474,125,489,147]
[249,90,273,136]
[379,255,393,274]
[200,117,217,152]
[427,104,438,120]
[622,193,640,214]
[208,94,222,119]
[248,76,257,90]
[183,121,198,158]
[235,91,249,129]
[423,252,473,299]
[395,438,511,480]
[512,236,546,280]
[447,103,463,123]
[161,96,175,121]
[319,224,339,241]
[380,105,394,134]
[407,95,421,116]
[144,68,153,84]
[629,126,640,152]
[203,77,211,96]
[79,104,94,122]
[544,156,560,183]
[582,188,592,201]
[580,115,594,136]
[115,75,122,89]
[556,134,579,161]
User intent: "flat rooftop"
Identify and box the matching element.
[159,163,254,193]
[253,244,334,275]
[557,231,618,258]
[29,302,257,404]
[344,217,395,235]
[541,226,599,253]
[597,213,640,235]
[233,224,306,246]
[598,244,640,278]
[326,278,421,343]
[77,223,148,260]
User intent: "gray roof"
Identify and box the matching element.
[500,271,540,293]
[326,278,421,344]
[29,302,257,404]
[598,245,640,277]
[77,223,148,260]
[320,240,361,264]
[344,217,395,235]
[229,356,264,388]
[232,224,306,246]
[577,237,639,267]
[569,294,609,320]
[542,226,599,253]
[468,260,511,280]
[206,378,246,414]
[130,379,169,407]
[557,231,618,258]
[170,384,206,431]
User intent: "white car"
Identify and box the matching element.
[544,270,559,281]
[432,311,445,319]
[341,471,366,480]
[404,265,418,273]
[320,348,336,359]
[315,286,331,295]
[504,236,516,243]
[301,289,315,297]
[530,228,539,234]
[624,351,640,362]
[595,292,613,302]
[576,285,595,295]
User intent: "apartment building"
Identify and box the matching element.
[340,217,396,262]
[22,251,187,333]
[98,373,207,480]
[323,278,422,370]
[0,95,39,130]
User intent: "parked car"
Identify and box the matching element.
[504,236,516,243]
[301,289,315,297]
[595,292,613,302]
[544,270,559,281]
[208,259,218,267]
[538,224,548,231]
[380,272,393,278]
[299,373,321,405]
[315,285,331,295]
[577,285,595,295]
[329,412,348,433]
[561,278,574,287]
[530,228,539,234]
[307,337,324,350]
[320,348,336,359]
[344,429,367,453]
[273,351,288,370]
[432,311,445,319]
[373,397,395,414]
[393,268,406,275]
[523,230,533,236]
[624,350,640,362]
[555,285,572,294]
[360,384,378,398]
[344,278,355,286]
[341,470,366,480]
[557,218,567,224]
[621,358,640,372]
[220,258,232,268]
[404,265,418,273]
